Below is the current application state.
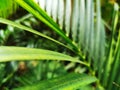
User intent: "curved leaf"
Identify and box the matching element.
[0,46,88,66]
[0,18,73,52]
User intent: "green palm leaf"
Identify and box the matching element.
[0,18,72,52]
[0,46,88,66]
[13,73,97,90]
[34,0,106,64]
[102,3,119,87]
[15,0,80,55]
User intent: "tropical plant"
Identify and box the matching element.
[0,0,120,90]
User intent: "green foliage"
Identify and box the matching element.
[18,0,106,73]
[0,0,18,18]
[0,64,5,85]
[102,3,119,88]
[0,18,72,51]
[0,0,120,90]
[15,0,79,54]
[0,46,87,65]
[13,73,97,90]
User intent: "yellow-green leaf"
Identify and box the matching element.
[0,46,88,66]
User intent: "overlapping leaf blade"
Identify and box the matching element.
[35,0,106,64]
[15,0,79,53]
[102,3,119,87]
[0,18,71,51]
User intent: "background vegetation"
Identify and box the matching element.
[0,0,120,90]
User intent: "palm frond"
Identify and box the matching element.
[35,0,106,70]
